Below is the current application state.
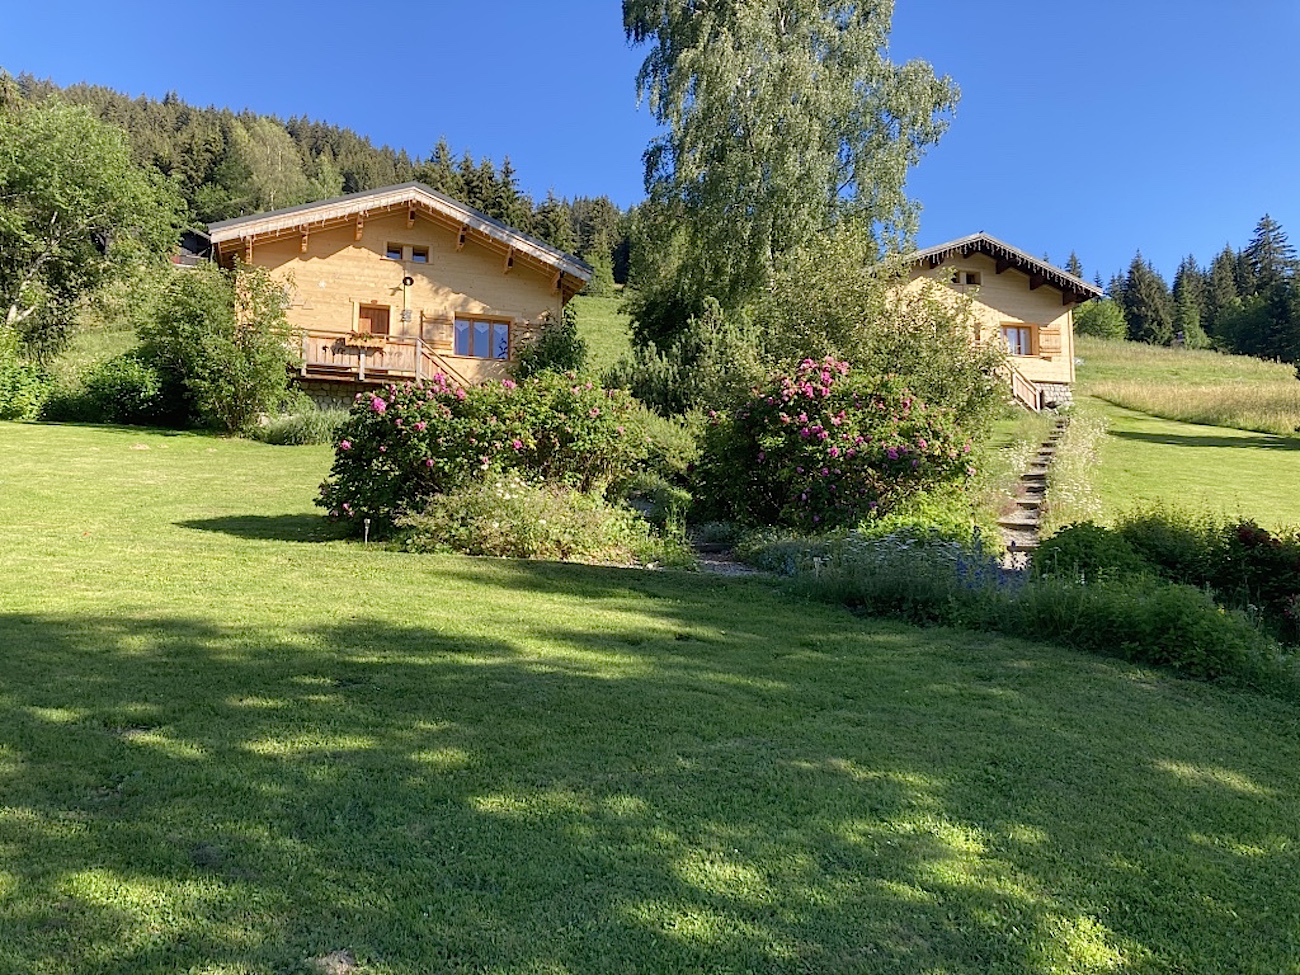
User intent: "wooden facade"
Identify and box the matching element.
[906,233,1102,410]
[207,183,592,389]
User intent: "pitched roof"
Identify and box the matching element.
[207,181,593,283]
[911,232,1102,305]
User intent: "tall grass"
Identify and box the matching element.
[1077,336,1300,436]
[1040,411,1108,534]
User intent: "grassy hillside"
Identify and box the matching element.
[1068,338,1300,528]
[1077,335,1300,437]
[2,420,1299,973]
[569,293,633,376]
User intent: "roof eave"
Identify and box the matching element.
[207,182,593,283]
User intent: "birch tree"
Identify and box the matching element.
[624,0,958,344]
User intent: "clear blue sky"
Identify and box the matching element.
[3,1,1297,284]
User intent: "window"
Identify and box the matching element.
[385,243,430,263]
[359,304,390,336]
[453,318,511,359]
[1002,325,1032,357]
[951,270,981,286]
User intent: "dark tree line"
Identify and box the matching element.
[7,73,629,283]
[1076,215,1300,366]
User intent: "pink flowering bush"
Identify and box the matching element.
[694,357,975,531]
[317,371,642,533]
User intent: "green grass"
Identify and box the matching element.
[569,293,633,376]
[1082,400,1300,529]
[1076,335,1300,437]
[3,421,1300,973]
[1066,338,1300,528]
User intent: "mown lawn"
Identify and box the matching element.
[1082,400,1300,528]
[2,421,1300,974]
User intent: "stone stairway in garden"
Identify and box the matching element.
[998,416,1069,567]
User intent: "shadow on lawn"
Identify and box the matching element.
[1110,429,1300,451]
[178,514,351,543]
[0,597,1297,973]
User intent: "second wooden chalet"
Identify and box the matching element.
[907,233,1103,410]
[207,182,592,395]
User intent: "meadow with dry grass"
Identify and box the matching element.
[1077,336,1300,436]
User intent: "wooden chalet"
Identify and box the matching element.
[207,183,593,395]
[907,233,1103,410]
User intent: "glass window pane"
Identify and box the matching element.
[472,321,490,358]
[411,247,428,263]
[492,323,510,360]
[454,319,470,356]
[386,244,402,260]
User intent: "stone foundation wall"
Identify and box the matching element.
[296,379,365,410]
[1038,382,1073,410]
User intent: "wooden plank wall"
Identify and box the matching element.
[249,209,564,362]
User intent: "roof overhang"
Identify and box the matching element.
[207,182,594,297]
[910,232,1103,307]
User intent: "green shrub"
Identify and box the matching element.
[395,472,692,567]
[1113,506,1300,643]
[81,351,183,425]
[605,297,765,416]
[138,262,296,432]
[0,334,50,420]
[1035,522,1150,582]
[513,305,588,379]
[760,240,1006,435]
[1008,576,1271,683]
[694,356,976,531]
[251,406,349,446]
[623,472,692,532]
[622,403,701,483]
[782,530,1299,696]
[1073,299,1128,340]
[318,372,643,534]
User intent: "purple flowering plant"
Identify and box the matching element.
[695,357,974,531]
[317,371,641,532]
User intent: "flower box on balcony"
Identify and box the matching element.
[345,333,387,350]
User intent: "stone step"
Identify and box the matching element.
[1014,495,1043,509]
[998,511,1041,529]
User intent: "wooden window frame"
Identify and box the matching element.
[1001,323,1034,357]
[355,302,392,336]
[452,316,514,361]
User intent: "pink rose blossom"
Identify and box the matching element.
[339,440,352,451]
[425,458,434,467]
[512,439,523,450]
[371,397,387,413]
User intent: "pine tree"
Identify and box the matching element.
[1172,254,1209,347]
[1205,245,1241,339]
[1121,253,1175,345]
[1065,251,1084,279]
[533,191,576,254]
[1245,214,1297,292]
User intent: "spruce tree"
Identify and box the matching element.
[1065,251,1084,279]
[1205,245,1241,339]
[1172,255,1209,347]
[1121,253,1175,345]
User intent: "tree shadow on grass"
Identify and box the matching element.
[178,514,351,543]
[1110,429,1300,451]
[0,606,1297,973]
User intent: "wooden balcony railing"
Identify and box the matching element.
[299,331,473,389]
